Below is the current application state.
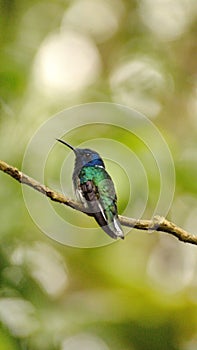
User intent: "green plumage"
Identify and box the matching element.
[79,166,117,222]
[56,138,124,239]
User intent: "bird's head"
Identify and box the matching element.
[56,139,105,168]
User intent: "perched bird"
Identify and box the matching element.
[57,139,124,240]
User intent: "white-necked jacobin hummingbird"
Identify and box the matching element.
[57,139,124,240]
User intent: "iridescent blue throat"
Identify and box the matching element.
[85,158,104,167]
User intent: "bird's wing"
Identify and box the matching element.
[80,180,124,239]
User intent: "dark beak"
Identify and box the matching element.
[56,139,76,152]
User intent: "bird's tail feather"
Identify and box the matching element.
[94,211,124,240]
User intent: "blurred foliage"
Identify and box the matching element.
[1,0,197,349]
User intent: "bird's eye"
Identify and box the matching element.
[86,153,90,157]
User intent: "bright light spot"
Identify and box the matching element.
[110,57,172,117]
[11,242,69,298]
[139,0,196,40]
[62,333,110,350]
[33,30,101,97]
[181,337,197,350]
[62,0,124,42]
[0,298,38,337]
[147,236,196,293]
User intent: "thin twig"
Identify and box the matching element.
[0,159,197,246]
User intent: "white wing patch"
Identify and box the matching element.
[98,202,107,222]
[75,188,88,208]
[113,216,124,237]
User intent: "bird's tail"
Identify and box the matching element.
[94,211,124,240]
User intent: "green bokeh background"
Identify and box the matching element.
[1,1,197,349]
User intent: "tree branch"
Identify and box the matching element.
[0,159,197,246]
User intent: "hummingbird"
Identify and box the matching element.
[57,139,124,240]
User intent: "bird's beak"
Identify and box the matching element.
[56,139,76,153]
